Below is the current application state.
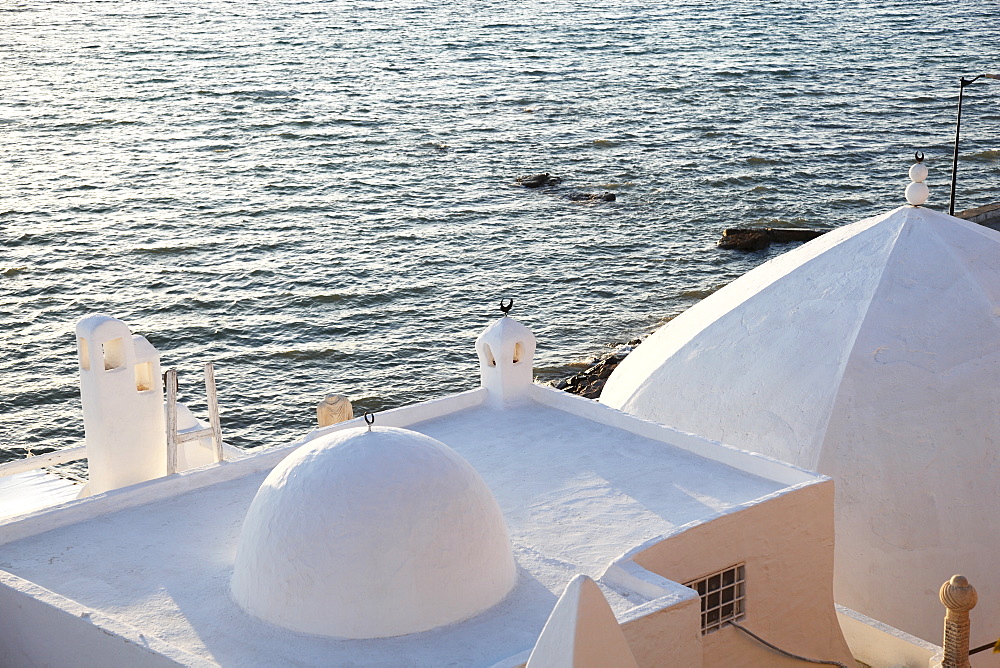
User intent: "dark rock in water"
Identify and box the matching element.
[569,192,616,202]
[760,228,828,243]
[717,230,771,251]
[517,173,562,188]
[717,227,829,250]
[552,338,643,399]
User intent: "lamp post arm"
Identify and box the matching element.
[950,74,1000,216]
[948,74,1000,216]
[950,80,966,216]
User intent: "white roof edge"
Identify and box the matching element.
[527,384,826,487]
[600,557,700,605]
[615,582,700,625]
[601,479,828,596]
[608,479,826,568]
[490,648,533,668]
[0,569,215,667]
[0,380,815,546]
[835,604,941,653]
[603,207,902,412]
[0,448,295,545]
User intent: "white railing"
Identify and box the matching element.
[2,361,225,481]
[0,446,88,479]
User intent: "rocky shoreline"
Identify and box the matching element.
[551,338,643,399]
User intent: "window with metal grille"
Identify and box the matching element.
[685,564,745,634]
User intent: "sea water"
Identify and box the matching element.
[2,0,998,458]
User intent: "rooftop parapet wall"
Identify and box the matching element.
[527,383,824,489]
[0,570,208,667]
[613,479,852,667]
[0,385,836,666]
[526,575,639,668]
[0,388,491,545]
[614,572,703,667]
[836,605,939,668]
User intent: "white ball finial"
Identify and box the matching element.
[906,182,929,206]
[906,152,929,206]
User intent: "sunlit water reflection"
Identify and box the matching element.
[2,0,998,458]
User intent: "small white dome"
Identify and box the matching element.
[231,426,516,639]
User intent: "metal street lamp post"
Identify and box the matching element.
[949,73,1000,216]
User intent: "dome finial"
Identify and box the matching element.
[906,152,930,206]
[500,298,514,317]
[364,412,375,432]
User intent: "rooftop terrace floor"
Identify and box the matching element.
[0,396,790,666]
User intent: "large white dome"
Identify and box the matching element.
[602,204,1000,643]
[231,425,517,639]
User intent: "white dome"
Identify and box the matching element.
[602,205,1000,643]
[231,426,516,639]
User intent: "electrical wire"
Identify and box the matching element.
[727,621,850,668]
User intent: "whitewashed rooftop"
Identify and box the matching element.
[0,315,822,666]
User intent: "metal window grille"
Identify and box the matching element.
[685,564,745,634]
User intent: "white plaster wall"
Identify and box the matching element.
[819,226,1000,641]
[618,584,703,667]
[836,606,939,668]
[0,571,208,667]
[625,481,852,667]
[526,575,638,668]
[602,206,1000,645]
[497,577,702,668]
[297,388,489,445]
[529,383,821,488]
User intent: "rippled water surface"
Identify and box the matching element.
[3,0,999,458]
